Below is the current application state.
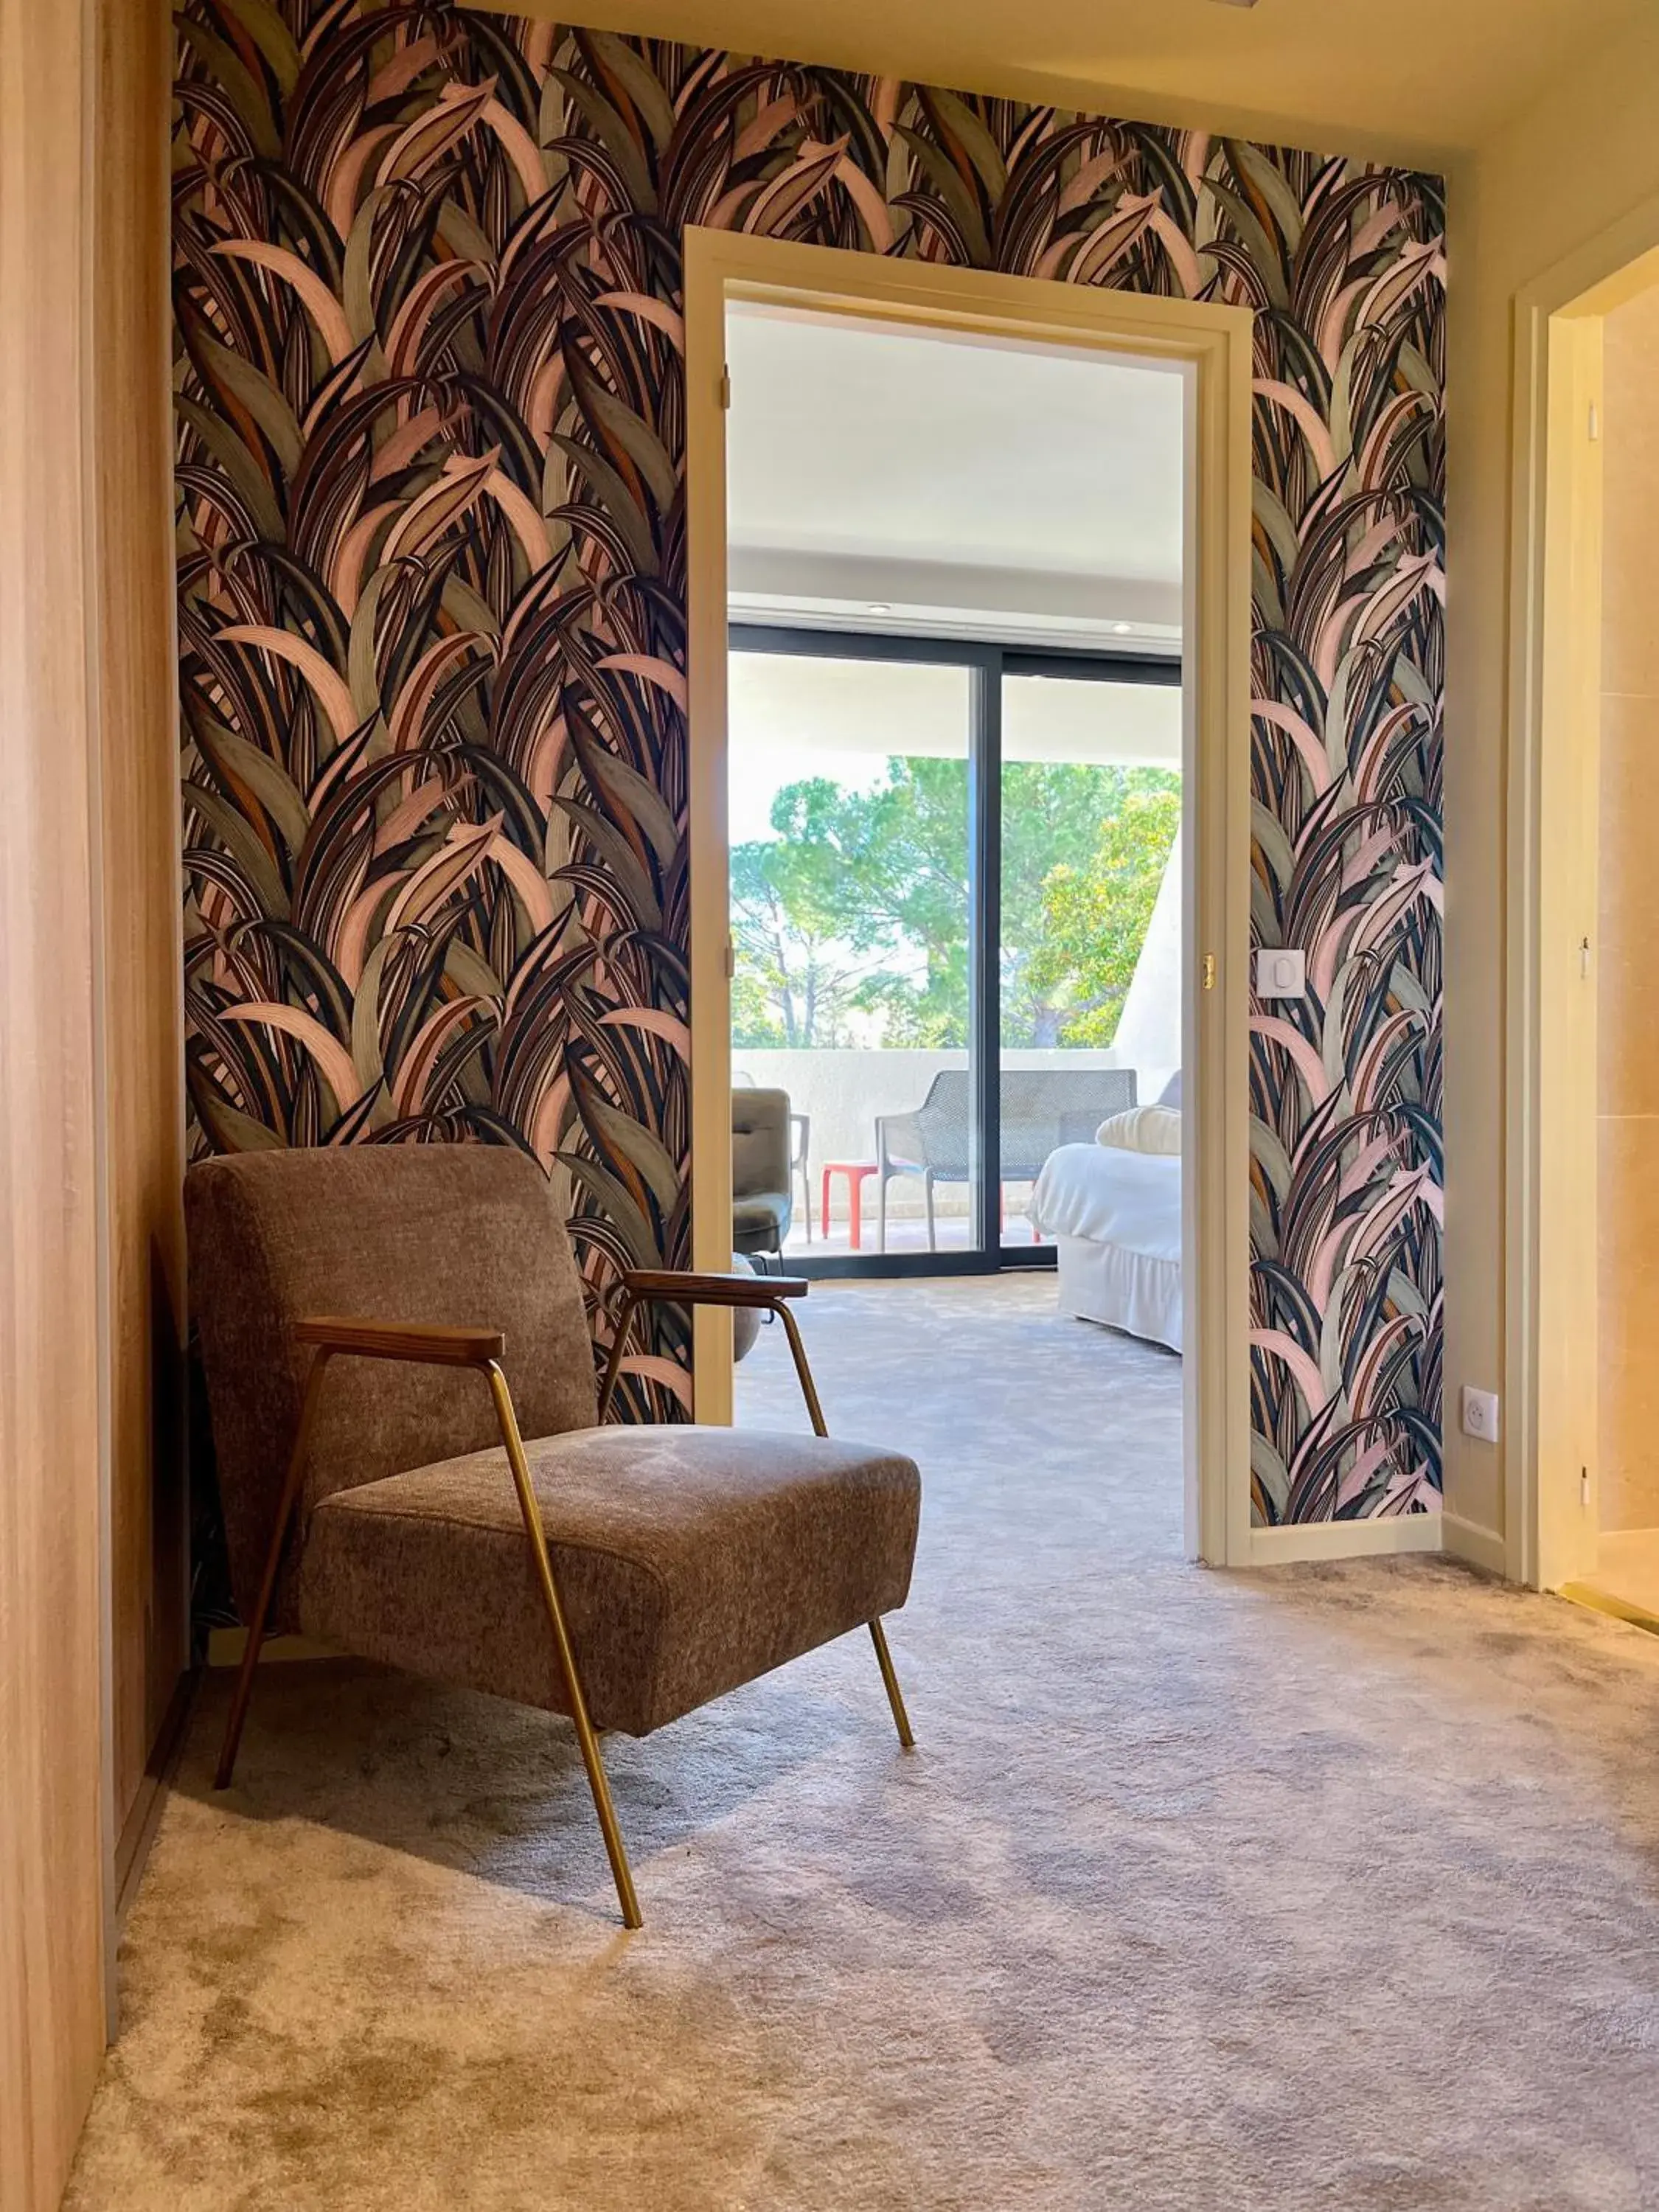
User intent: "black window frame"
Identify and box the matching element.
[727,622,1182,1279]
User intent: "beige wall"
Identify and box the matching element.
[1596,284,1659,1532]
[1442,14,1659,1557]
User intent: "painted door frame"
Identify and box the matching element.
[1503,192,1659,1589]
[684,226,1256,1567]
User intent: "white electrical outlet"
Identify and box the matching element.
[1461,1385,1500,1444]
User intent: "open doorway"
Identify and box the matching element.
[1526,257,1659,1619]
[1586,280,1659,1619]
[684,232,1253,1565]
[726,311,1186,1274]
[1506,212,1659,1605]
[721,307,1189,1517]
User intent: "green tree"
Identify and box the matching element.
[729,794,870,1047]
[730,757,1179,1051]
[1017,780,1180,1045]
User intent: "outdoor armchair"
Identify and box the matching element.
[875,1068,1138,1249]
[186,1146,919,1929]
[731,1085,795,1261]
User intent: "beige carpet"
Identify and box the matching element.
[69,1277,1659,2209]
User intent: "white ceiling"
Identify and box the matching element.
[501,0,1645,162]
[726,305,1186,650]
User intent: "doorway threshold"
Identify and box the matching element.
[1561,1528,1659,1638]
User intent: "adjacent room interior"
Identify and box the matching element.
[720,304,1191,1480]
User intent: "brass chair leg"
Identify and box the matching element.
[774,1299,829,1438]
[869,1618,916,1749]
[771,1306,917,1751]
[215,1347,334,1790]
[487,1363,643,1930]
[596,1287,640,1425]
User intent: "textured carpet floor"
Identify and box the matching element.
[69,1277,1659,2210]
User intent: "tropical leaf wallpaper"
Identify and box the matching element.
[173,3,1445,1518]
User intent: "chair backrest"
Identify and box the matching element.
[732,1088,790,1198]
[908,1067,1139,1178]
[187,1146,597,1625]
[1000,1068,1138,1175]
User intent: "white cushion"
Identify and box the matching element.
[1096,1104,1182,1155]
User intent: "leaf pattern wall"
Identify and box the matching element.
[173,4,1445,1517]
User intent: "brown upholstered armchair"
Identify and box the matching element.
[186,1147,919,1929]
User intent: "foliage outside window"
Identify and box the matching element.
[731,757,1179,1051]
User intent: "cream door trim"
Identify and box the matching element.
[1502,198,1659,1587]
[684,228,1255,1565]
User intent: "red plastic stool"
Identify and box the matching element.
[821,1160,879,1251]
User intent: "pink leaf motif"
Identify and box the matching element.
[381,451,498,566]
[210,241,354,364]
[1251,1015,1330,1105]
[222,1003,363,1110]
[384,815,504,934]
[597,653,688,709]
[594,292,686,349]
[1254,379,1339,482]
[1253,698,1330,798]
[218,625,358,748]
[378,78,498,188]
[1249,1329,1328,1419]
[615,1354,693,1413]
[599,1008,692,1059]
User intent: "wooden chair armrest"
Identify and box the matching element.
[294,1315,506,1366]
[622,1268,807,1310]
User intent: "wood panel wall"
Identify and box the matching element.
[1,2,183,2205]
[0,0,112,2199]
[94,0,189,1849]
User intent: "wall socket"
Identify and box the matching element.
[1461,1385,1500,1445]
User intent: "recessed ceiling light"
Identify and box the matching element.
[867,602,892,615]
[1113,622,1133,634]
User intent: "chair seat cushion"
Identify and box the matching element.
[294,1424,920,1737]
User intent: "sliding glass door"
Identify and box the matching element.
[729,627,1180,1278]
[998,668,1183,1253]
[727,640,983,1264]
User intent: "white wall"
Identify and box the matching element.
[1443,10,1659,1560]
[1110,828,1182,1100]
[733,1045,1133,1216]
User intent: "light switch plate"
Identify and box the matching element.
[1461,1385,1500,1445]
[1255,947,1306,998]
